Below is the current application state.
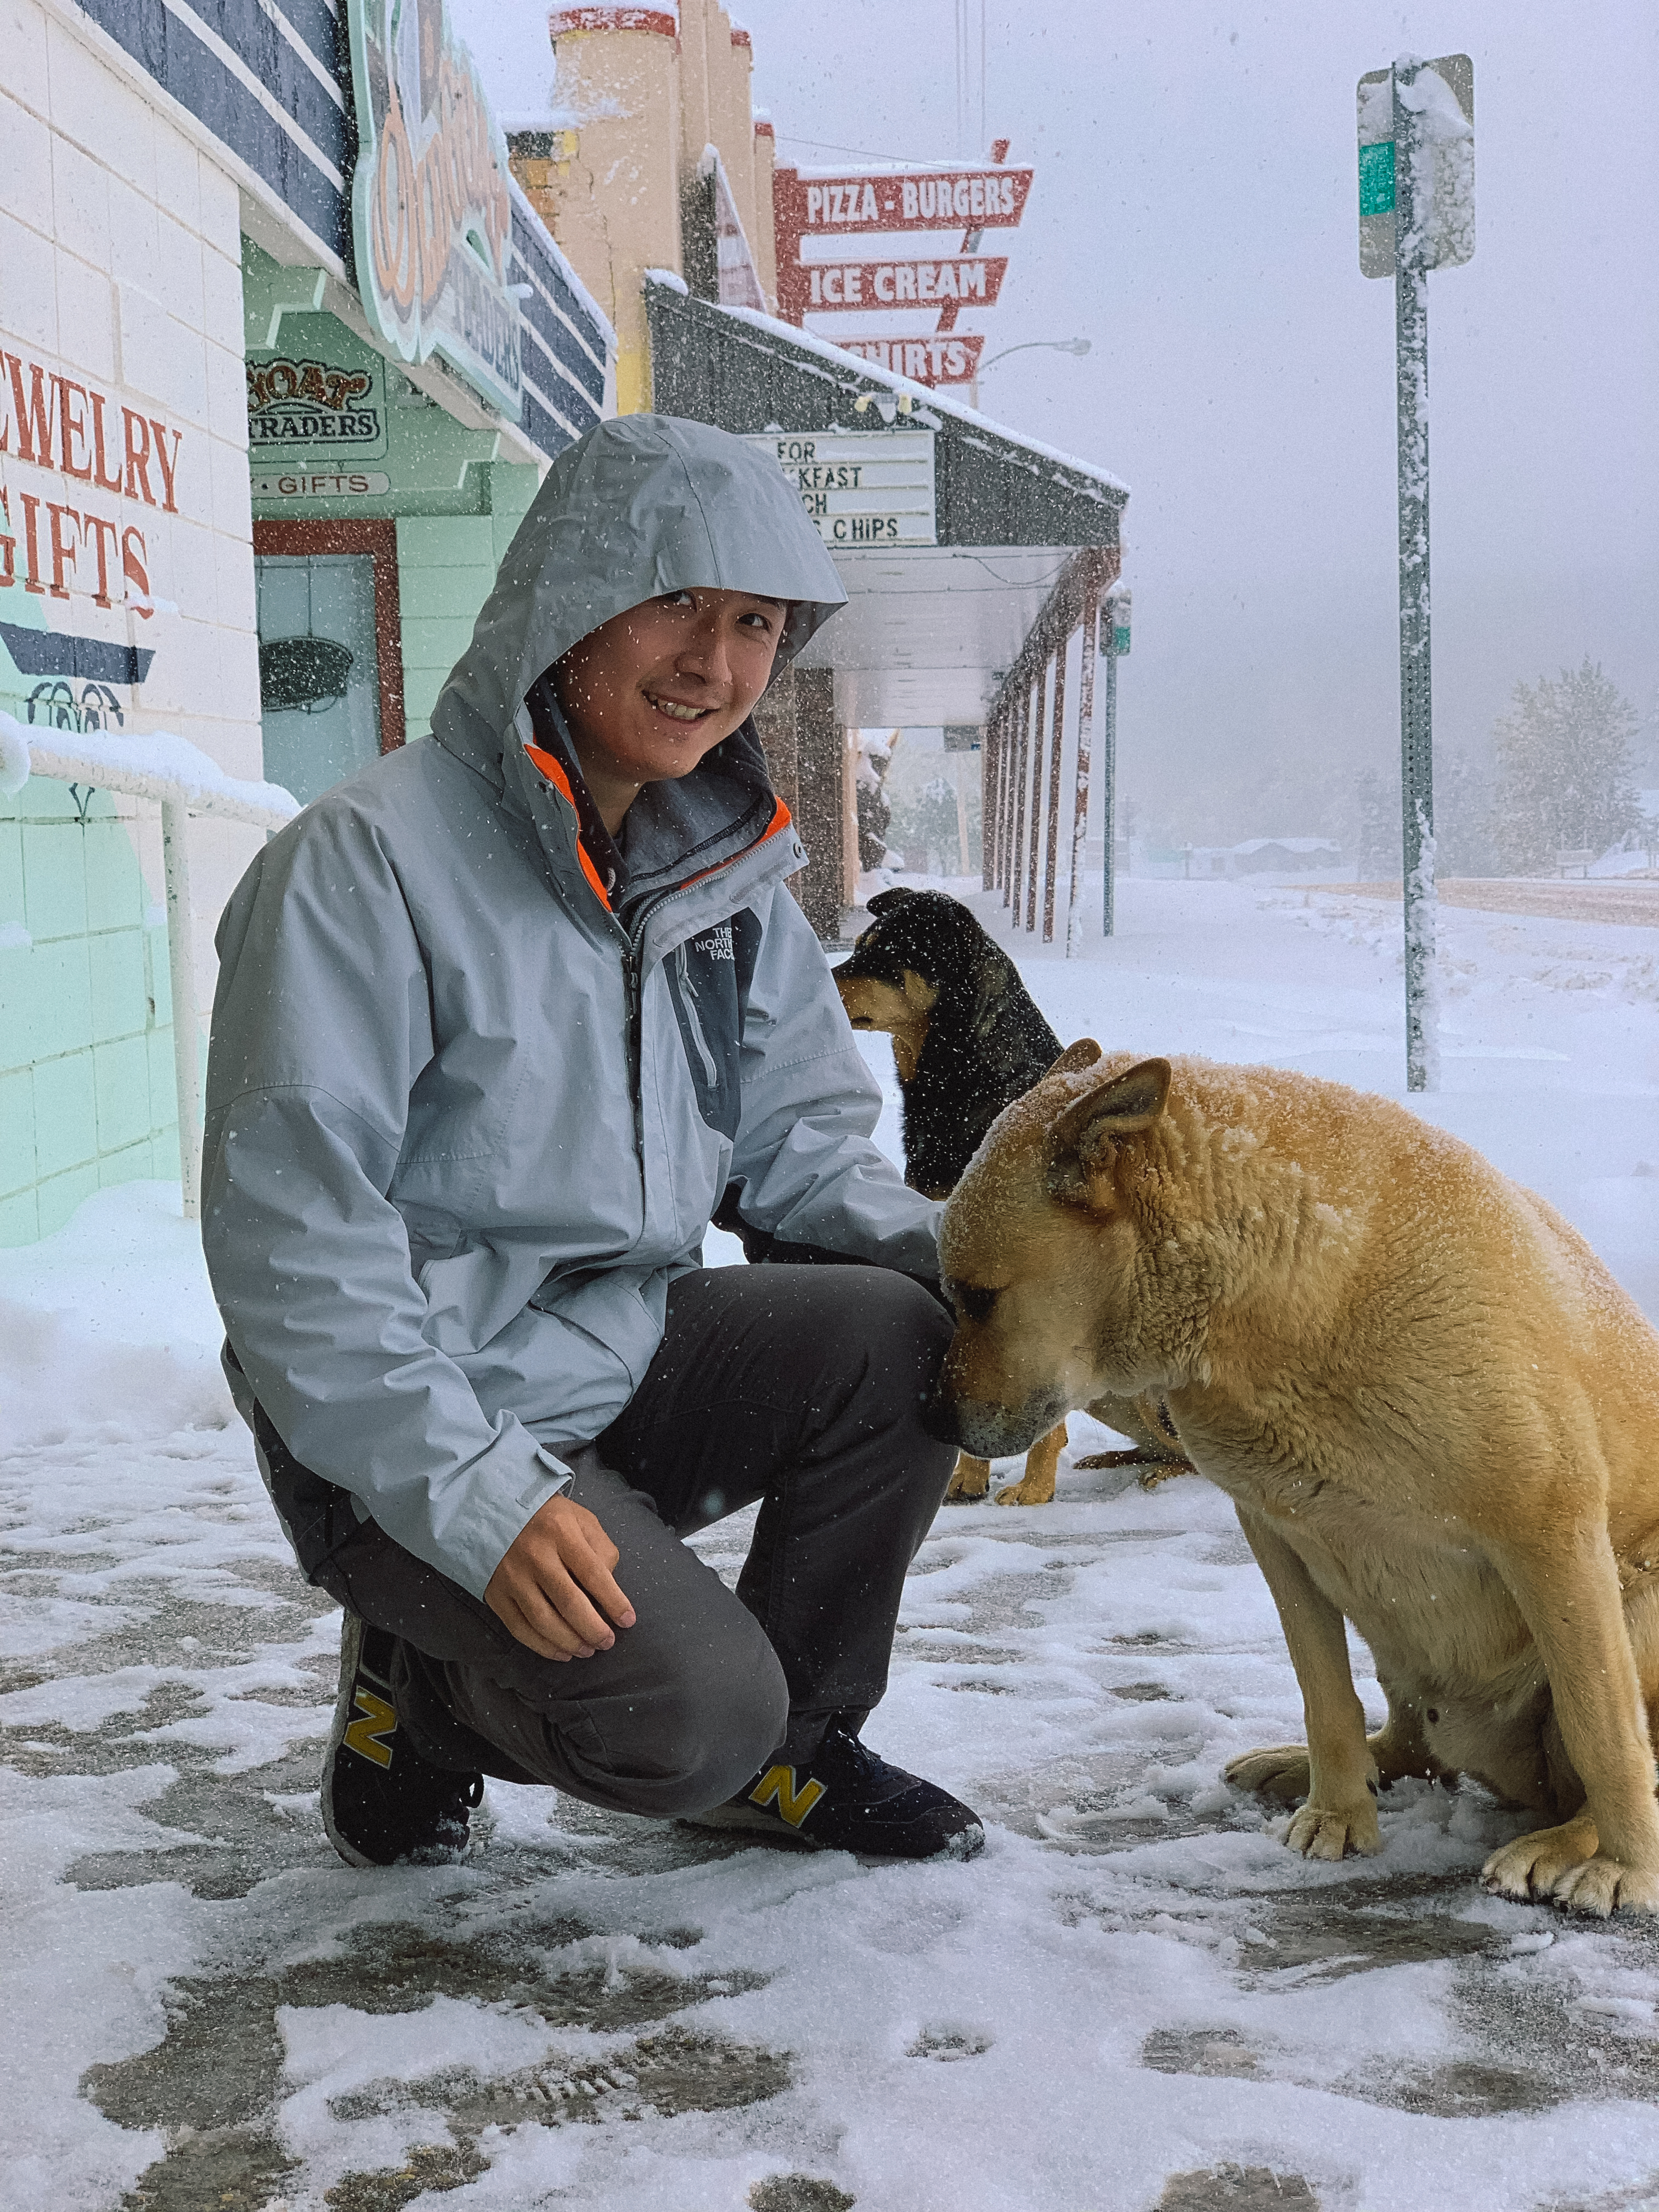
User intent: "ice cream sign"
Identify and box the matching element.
[345,0,522,421]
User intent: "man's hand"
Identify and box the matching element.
[485,1494,636,1661]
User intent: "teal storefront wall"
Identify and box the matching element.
[0,770,179,1249]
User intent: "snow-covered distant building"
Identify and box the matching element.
[1187,838,1345,879]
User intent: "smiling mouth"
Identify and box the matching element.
[645,691,713,724]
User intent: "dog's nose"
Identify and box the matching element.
[950,1393,1066,1459]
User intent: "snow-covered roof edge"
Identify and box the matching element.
[647,279,1130,501]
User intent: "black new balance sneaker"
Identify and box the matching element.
[321,1613,483,1868]
[686,1719,985,1861]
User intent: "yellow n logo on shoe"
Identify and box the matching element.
[749,1763,826,1829]
[343,1688,397,1769]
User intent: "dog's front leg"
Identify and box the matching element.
[994,1420,1066,1505]
[1481,1530,1659,1917]
[1227,1503,1381,1859]
[946,1453,991,1502]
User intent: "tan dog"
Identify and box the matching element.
[934,1042,1659,1916]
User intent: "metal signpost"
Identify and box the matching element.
[1357,53,1474,1091]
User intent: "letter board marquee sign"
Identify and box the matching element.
[744,431,935,548]
[345,0,522,421]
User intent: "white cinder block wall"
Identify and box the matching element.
[0,0,267,1076]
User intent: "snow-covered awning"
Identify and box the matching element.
[644,279,1127,728]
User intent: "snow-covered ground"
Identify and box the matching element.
[5,879,1659,2212]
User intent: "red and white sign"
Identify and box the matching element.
[778,256,1007,317]
[835,334,984,387]
[0,349,177,612]
[772,155,1030,385]
[774,167,1033,246]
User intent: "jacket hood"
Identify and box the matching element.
[430,415,848,778]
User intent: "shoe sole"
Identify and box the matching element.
[680,1802,822,1849]
[321,1612,380,1870]
[682,1802,987,1863]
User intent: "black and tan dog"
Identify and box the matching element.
[834,888,1188,1505]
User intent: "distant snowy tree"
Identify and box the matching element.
[1489,659,1639,874]
[888,776,964,875]
[1432,750,1500,878]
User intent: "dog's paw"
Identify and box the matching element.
[945,1453,990,1503]
[1481,1819,1598,1904]
[1224,1745,1312,1806]
[1285,1800,1383,1860]
[1551,1855,1659,1918]
[992,1475,1053,1506]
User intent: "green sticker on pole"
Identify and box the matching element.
[1358,138,1395,218]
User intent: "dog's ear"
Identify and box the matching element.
[1046,1039,1103,1079]
[867,888,916,917]
[1046,1057,1171,1199]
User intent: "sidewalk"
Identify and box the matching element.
[5,881,1659,2212]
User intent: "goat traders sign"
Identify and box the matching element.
[345,0,522,421]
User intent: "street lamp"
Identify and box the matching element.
[970,336,1090,409]
[977,336,1092,376]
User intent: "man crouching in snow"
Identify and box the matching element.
[202,416,982,1867]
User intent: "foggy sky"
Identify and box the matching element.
[458,1,1659,837]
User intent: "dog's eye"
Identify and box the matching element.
[948,1282,1000,1325]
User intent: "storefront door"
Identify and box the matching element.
[252,521,405,808]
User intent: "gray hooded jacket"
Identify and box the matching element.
[203,416,940,1599]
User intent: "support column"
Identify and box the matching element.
[1041,636,1068,943]
[1024,657,1047,932]
[161,799,201,1221]
[982,707,1000,891]
[791,666,843,941]
[1011,673,1035,913]
[1065,582,1100,958]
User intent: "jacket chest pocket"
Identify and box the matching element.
[663,923,745,1139]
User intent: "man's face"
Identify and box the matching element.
[554,587,785,806]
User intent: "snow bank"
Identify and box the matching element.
[0,1182,231,1453]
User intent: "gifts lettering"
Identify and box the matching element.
[0,351,170,611]
[0,488,150,609]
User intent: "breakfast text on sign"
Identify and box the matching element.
[746,431,936,547]
[0,351,176,611]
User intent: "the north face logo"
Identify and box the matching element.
[693,924,735,962]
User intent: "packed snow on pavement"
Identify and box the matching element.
[5,878,1659,2212]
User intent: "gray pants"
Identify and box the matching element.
[257,1265,955,1820]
